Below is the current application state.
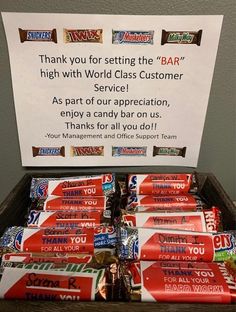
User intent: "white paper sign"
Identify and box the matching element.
[2,13,223,167]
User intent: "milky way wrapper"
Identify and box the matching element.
[161,29,202,46]
[121,260,236,303]
[0,226,117,255]
[30,173,115,198]
[153,146,186,157]
[118,227,236,262]
[126,194,205,211]
[0,260,120,301]
[19,28,57,43]
[121,207,221,232]
[128,173,197,195]
[64,29,103,43]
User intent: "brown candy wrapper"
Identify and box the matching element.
[64,29,103,43]
[153,146,186,157]
[71,146,104,156]
[161,29,202,45]
[19,28,57,43]
[32,146,65,157]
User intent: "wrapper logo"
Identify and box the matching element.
[102,174,113,184]
[35,179,48,198]
[27,211,40,226]
[14,229,23,251]
[127,195,137,205]
[133,239,139,259]
[129,176,137,191]
[213,234,233,251]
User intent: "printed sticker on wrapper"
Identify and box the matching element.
[0,267,96,301]
[140,261,233,303]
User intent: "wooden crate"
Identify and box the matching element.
[0,172,235,311]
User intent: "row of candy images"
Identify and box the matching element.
[32,146,187,157]
[19,28,202,45]
[0,173,235,302]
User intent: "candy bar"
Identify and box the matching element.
[71,146,104,156]
[112,30,154,45]
[19,28,57,43]
[0,226,117,254]
[112,147,147,157]
[121,208,220,232]
[128,173,197,195]
[1,250,117,268]
[161,29,202,46]
[32,196,110,211]
[122,261,236,303]
[118,227,236,262]
[0,261,119,301]
[153,146,186,157]
[126,194,204,211]
[30,173,115,198]
[64,29,103,43]
[32,146,65,157]
[27,210,111,228]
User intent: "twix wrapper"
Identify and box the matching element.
[71,146,104,156]
[64,29,103,43]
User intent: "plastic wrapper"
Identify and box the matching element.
[0,226,117,255]
[31,196,112,211]
[121,260,236,303]
[30,173,115,199]
[27,209,112,228]
[118,227,236,262]
[0,255,119,301]
[126,194,205,211]
[128,173,197,195]
[121,207,221,232]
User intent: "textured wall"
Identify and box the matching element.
[0,0,235,203]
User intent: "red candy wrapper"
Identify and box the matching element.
[121,207,221,232]
[127,194,204,211]
[118,227,236,262]
[122,261,236,303]
[41,196,108,211]
[27,210,111,228]
[30,174,115,199]
[128,173,197,195]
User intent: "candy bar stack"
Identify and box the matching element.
[0,174,121,301]
[118,173,236,303]
[0,172,235,303]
